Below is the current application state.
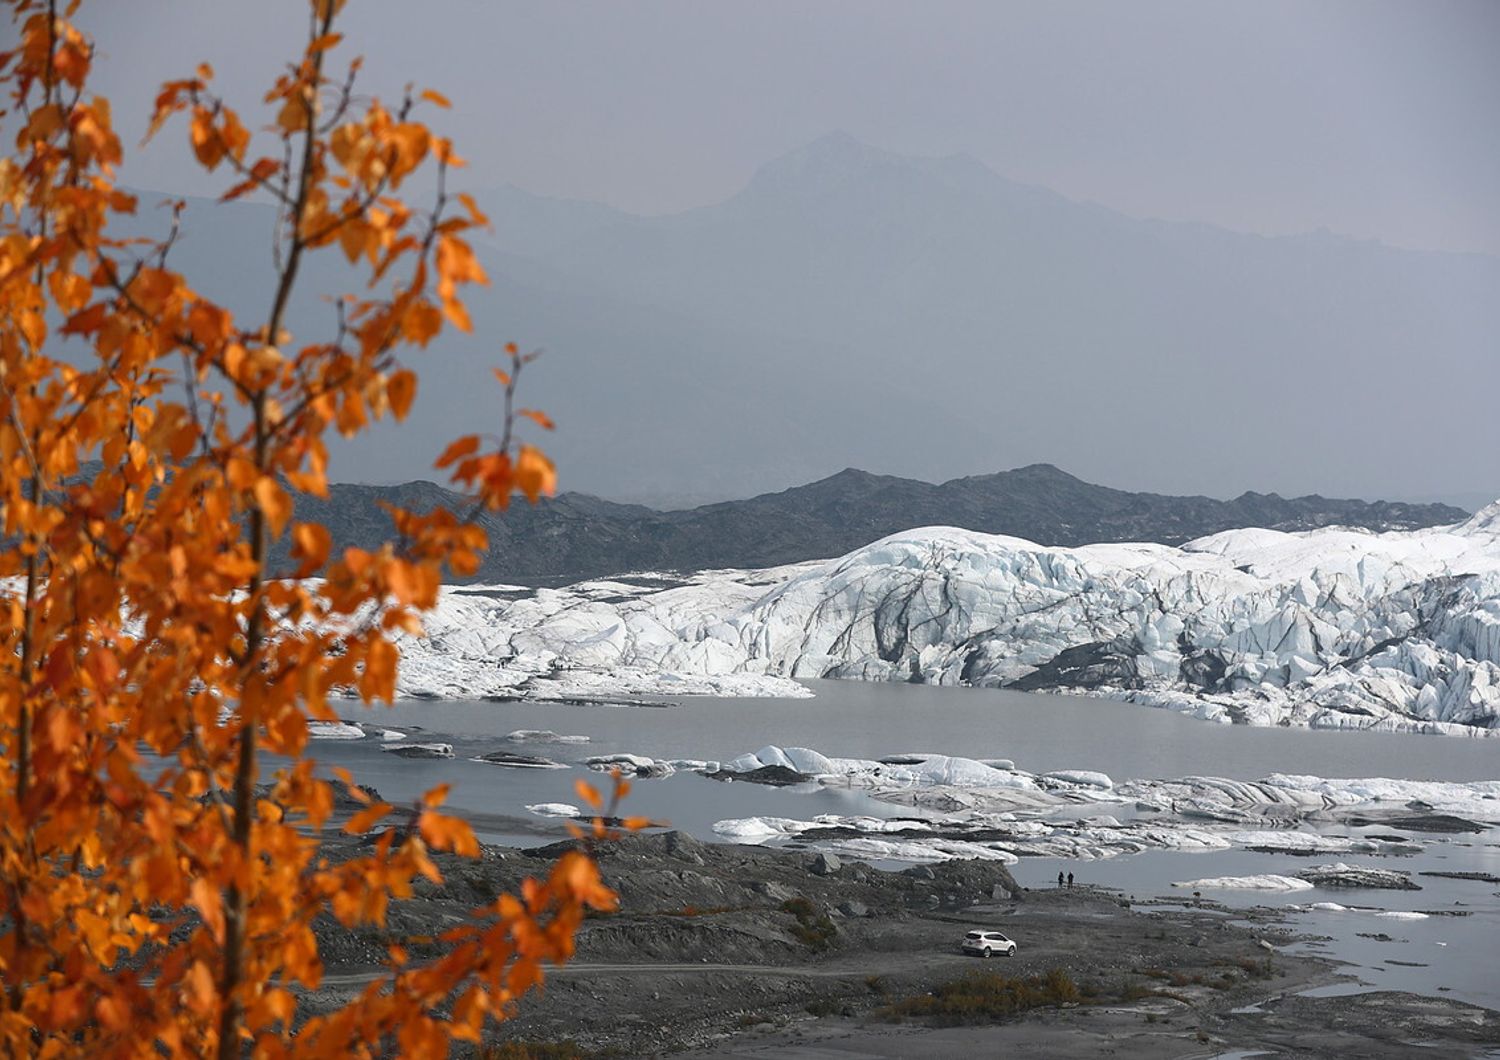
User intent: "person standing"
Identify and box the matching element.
[1057,870,1065,888]
[1067,872,1074,889]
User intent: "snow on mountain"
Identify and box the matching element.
[397,508,1500,735]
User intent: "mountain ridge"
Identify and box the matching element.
[281,463,1471,584]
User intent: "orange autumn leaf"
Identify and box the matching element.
[573,779,603,809]
[253,475,292,536]
[185,961,216,1015]
[514,444,556,502]
[388,368,417,420]
[291,521,332,570]
[344,802,393,834]
[434,433,479,469]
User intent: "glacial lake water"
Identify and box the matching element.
[317,680,1499,849]
[319,680,1500,1009]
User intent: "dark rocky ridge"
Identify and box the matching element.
[281,463,1467,583]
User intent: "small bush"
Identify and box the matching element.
[782,898,838,952]
[1231,956,1276,979]
[805,998,853,1018]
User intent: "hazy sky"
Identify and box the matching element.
[85,1,1500,255]
[41,2,1500,508]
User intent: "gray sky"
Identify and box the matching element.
[86,0,1500,255]
[47,2,1500,508]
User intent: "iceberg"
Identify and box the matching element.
[1297,863,1421,890]
[506,730,590,744]
[1173,875,1315,892]
[526,803,581,818]
[381,742,454,759]
[307,721,365,740]
[716,746,1034,790]
[1043,770,1114,790]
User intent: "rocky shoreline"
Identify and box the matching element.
[302,830,1500,1057]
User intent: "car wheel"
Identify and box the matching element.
[1006,948,1015,958]
[982,947,992,958]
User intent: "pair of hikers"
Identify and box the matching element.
[1056,870,1074,889]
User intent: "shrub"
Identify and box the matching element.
[782,898,838,951]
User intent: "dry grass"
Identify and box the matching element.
[880,969,1080,1025]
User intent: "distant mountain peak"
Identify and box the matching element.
[742,131,1004,202]
[1010,462,1072,478]
[746,131,908,191]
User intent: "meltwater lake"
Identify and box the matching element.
[322,680,1500,1010]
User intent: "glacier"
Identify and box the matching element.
[395,503,1500,735]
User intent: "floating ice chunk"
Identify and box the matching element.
[506,730,590,744]
[783,747,838,775]
[585,752,657,771]
[718,746,1030,790]
[1376,910,1429,920]
[1078,814,1121,828]
[308,721,364,740]
[475,751,567,769]
[526,803,580,818]
[1044,770,1114,790]
[1172,875,1314,892]
[751,745,795,770]
[1307,902,1349,912]
[382,742,454,759]
[712,816,812,839]
[908,755,1022,788]
[1225,831,1365,854]
[1297,862,1419,890]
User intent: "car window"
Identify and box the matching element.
[965,932,982,939]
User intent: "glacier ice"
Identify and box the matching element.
[396,509,1500,734]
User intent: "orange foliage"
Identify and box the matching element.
[0,1,615,1054]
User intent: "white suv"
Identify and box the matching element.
[961,930,1016,958]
